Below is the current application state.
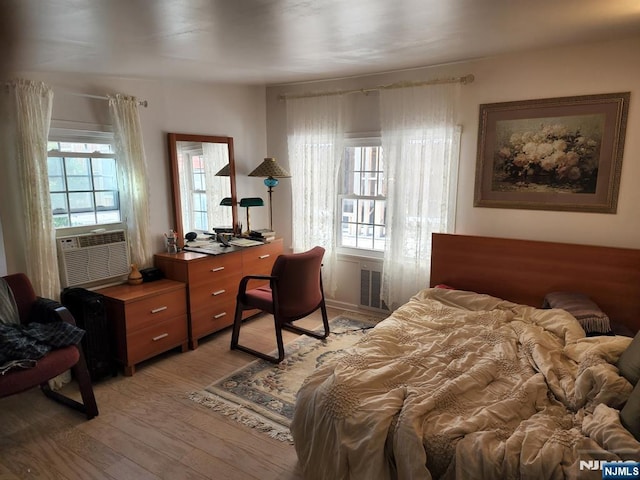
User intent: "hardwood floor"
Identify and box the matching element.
[0,308,344,480]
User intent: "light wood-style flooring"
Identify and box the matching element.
[0,308,344,480]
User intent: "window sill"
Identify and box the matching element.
[336,247,383,262]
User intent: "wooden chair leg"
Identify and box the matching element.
[320,300,330,337]
[72,348,99,419]
[230,302,283,363]
[281,301,331,340]
[41,347,98,419]
[273,315,285,363]
[230,301,244,349]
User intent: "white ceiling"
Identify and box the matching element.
[3,0,640,85]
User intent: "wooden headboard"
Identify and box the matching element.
[430,234,640,333]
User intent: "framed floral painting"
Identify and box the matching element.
[474,92,630,213]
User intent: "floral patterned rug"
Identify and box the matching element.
[187,313,384,442]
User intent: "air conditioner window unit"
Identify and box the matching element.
[57,229,131,288]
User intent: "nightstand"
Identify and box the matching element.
[97,279,188,376]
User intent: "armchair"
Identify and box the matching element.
[0,273,98,419]
[230,246,330,363]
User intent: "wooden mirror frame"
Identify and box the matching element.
[167,133,238,249]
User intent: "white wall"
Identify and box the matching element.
[2,35,637,301]
[0,72,269,275]
[266,35,640,309]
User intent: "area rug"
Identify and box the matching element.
[187,312,384,442]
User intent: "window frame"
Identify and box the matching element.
[47,127,122,232]
[337,136,386,259]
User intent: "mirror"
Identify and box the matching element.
[168,133,238,248]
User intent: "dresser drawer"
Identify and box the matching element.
[189,278,239,310]
[190,298,236,338]
[188,253,242,287]
[124,288,187,331]
[242,241,282,275]
[125,316,188,365]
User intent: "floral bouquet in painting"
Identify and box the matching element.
[493,123,601,193]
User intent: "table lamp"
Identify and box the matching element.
[239,197,264,235]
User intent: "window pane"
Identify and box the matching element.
[48,157,66,192]
[193,193,207,211]
[53,215,70,228]
[356,226,374,250]
[89,143,114,154]
[342,198,354,214]
[194,212,208,231]
[193,172,205,191]
[68,192,94,212]
[354,171,364,196]
[95,191,118,210]
[377,170,386,196]
[373,225,386,251]
[375,199,386,226]
[92,158,117,189]
[47,156,64,176]
[341,222,357,248]
[65,158,92,191]
[96,211,121,224]
[70,211,97,227]
[51,193,68,214]
[358,199,376,223]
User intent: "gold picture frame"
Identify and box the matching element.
[474,92,630,213]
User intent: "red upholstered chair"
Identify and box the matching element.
[230,246,330,363]
[0,273,98,419]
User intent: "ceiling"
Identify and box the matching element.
[3,0,640,86]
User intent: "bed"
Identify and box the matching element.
[291,234,640,480]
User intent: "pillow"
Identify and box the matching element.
[542,291,611,334]
[0,277,20,325]
[617,330,640,385]
[620,380,640,441]
[434,284,456,290]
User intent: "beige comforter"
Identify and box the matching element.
[291,288,639,480]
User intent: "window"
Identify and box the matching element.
[338,140,386,252]
[177,143,213,232]
[47,134,120,228]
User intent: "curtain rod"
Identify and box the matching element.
[3,81,148,107]
[278,73,474,101]
[63,91,148,107]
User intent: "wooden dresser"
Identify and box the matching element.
[154,238,283,349]
[96,279,188,376]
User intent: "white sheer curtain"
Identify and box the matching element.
[203,142,232,230]
[108,94,153,268]
[380,84,460,310]
[0,79,59,299]
[286,95,345,297]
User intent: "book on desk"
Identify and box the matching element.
[249,229,276,242]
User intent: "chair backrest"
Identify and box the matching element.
[270,246,325,319]
[2,273,36,325]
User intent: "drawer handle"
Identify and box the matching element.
[152,333,169,341]
[150,306,168,314]
[214,312,227,319]
[259,254,270,259]
[212,289,226,296]
[211,266,225,272]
